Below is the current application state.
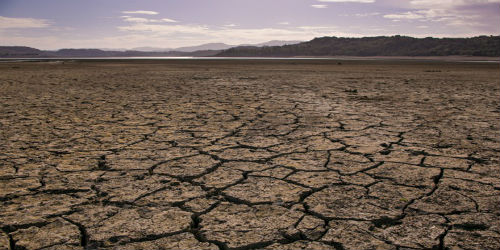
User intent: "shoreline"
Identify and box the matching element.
[0,55,499,63]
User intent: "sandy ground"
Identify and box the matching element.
[1,59,499,249]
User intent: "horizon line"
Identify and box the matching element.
[1,34,499,51]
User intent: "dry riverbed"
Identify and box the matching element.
[1,59,499,249]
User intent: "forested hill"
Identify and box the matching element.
[216,36,500,57]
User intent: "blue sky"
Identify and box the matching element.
[1,0,499,49]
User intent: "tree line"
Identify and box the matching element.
[217,36,500,57]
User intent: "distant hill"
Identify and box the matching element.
[2,36,499,58]
[0,40,303,57]
[217,36,500,57]
[131,40,303,52]
[0,47,221,58]
[251,40,303,47]
[173,43,234,52]
[0,46,44,57]
[130,46,173,52]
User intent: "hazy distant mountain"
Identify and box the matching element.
[131,43,232,52]
[0,46,221,58]
[173,43,233,52]
[97,48,128,52]
[217,36,500,57]
[251,40,303,47]
[53,49,118,57]
[131,40,303,52]
[130,47,173,52]
[0,46,43,57]
[173,41,302,51]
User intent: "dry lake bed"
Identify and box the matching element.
[1,59,499,249]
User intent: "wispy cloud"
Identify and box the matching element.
[340,12,380,17]
[122,16,150,23]
[118,23,209,34]
[313,0,375,9]
[122,10,159,15]
[121,16,178,23]
[161,18,178,23]
[317,0,375,3]
[384,0,500,29]
[355,12,380,17]
[409,0,500,8]
[0,16,50,29]
[297,26,335,30]
[383,12,425,20]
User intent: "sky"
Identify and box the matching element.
[0,0,499,50]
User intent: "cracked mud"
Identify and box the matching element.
[1,59,499,249]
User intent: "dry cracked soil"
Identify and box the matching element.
[0,59,499,250]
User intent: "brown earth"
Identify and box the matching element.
[1,59,499,250]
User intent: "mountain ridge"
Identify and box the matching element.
[0,47,221,58]
[217,35,500,57]
[130,40,303,52]
[1,36,499,58]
